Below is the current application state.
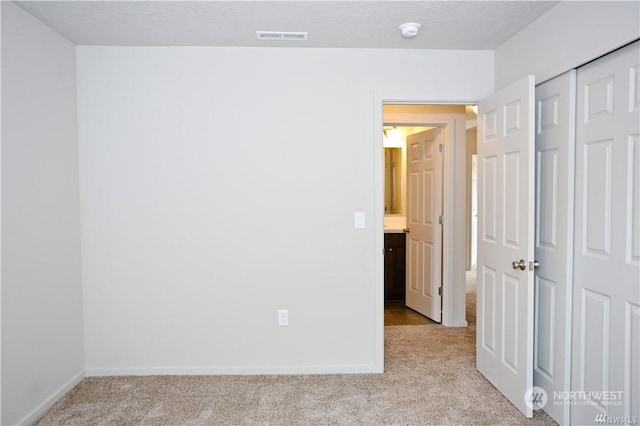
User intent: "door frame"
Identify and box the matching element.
[375,94,473,343]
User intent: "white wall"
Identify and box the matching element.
[77,46,493,375]
[495,1,640,89]
[1,2,84,425]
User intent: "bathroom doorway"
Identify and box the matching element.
[381,104,477,326]
[383,124,437,324]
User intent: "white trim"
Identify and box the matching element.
[444,114,468,328]
[86,364,378,377]
[17,370,85,426]
[0,1,3,418]
[560,70,576,426]
[373,94,385,373]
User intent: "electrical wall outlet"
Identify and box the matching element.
[278,309,288,326]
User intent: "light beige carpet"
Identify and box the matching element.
[35,271,556,425]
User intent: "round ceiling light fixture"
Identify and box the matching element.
[399,22,421,38]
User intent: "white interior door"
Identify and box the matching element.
[533,70,576,426]
[406,128,443,322]
[571,41,640,424]
[476,75,535,417]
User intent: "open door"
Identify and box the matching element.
[405,127,443,322]
[476,76,536,417]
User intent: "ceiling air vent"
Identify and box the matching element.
[256,31,308,41]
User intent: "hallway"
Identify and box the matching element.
[384,269,477,327]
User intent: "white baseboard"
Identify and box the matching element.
[444,320,469,327]
[18,370,85,426]
[85,363,379,377]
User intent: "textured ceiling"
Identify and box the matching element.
[15,1,560,49]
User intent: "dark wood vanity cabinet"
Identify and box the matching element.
[384,233,406,301]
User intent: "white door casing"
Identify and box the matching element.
[406,128,443,322]
[571,41,640,424]
[533,70,576,426]
[477,75,535,417]
[471,154,478,269]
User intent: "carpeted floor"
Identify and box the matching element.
[34,271,557,425]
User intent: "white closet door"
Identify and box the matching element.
[477,75,535,418]
[534,70,576,426]
[572,41,640,424]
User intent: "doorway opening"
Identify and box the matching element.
[383,124,439,326]
[380,104,477,328]
[470,154,478,269]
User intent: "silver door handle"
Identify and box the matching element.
[530,260,540,270]
[512,259,526,271]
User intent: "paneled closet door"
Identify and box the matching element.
[477,75,535,418]
[534,70,576,426]
[572,41,640,424]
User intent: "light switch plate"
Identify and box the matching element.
[354,212,365,229]
[278,309,288,326]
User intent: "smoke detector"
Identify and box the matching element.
[399,22,421,38]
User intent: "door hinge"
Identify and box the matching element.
[438,286,443,296]
[439,216,444,225]
[439,144,444,153]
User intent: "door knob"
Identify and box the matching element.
[512,259,526,271]
[530,260,540,270]
[402,228,410,233]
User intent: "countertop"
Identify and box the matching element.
[384,215,406,233]
[384,228,405,234]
